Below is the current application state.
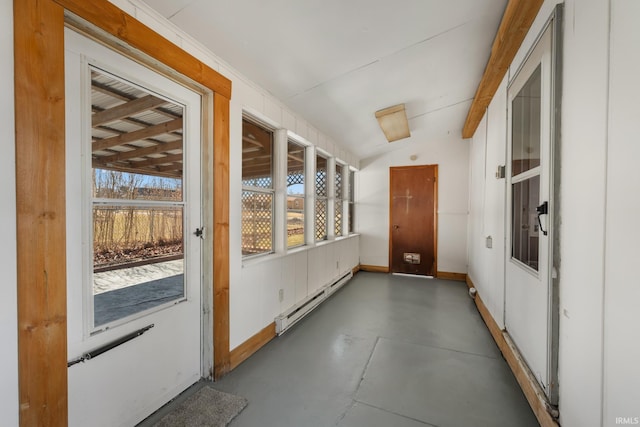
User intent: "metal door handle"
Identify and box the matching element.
[536,202,548,236]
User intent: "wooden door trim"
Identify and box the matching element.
[388,165,438,275]
[14,1,231,424]
[462,0,544,138]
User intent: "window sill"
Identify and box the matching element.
[241,234,359,268]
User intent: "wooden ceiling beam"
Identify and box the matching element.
[93,163,181,179]
[95,139,183,163]
[91,94,169,126]
[156,163,183,173]
[91,79,181,120]
[461,0,544,138]
[126,153,183,168]
[92,118,183,151]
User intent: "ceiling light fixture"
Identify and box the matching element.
[375,104,411,142]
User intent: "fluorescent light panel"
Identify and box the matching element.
[375,104,410,142]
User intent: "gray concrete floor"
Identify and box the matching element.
[208,272,539,427]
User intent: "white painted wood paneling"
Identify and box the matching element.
[235,237,360,347]
[0,1,18,425]
[293,251,309,305]
[556,1,609,424]
[467,114,488,291]
[604,1,640,422]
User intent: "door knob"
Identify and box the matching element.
[393,225,400,230]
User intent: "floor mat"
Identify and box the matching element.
[154,386,248,427]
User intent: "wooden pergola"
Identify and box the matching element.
[90,69,185,179]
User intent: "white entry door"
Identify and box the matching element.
[505,25,553,394]
[65,29,203,426]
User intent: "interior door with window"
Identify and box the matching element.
[65,29,203,426]
[389,165,437,276]
[505,26,553,394]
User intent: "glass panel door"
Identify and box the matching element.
[90,67,188,329]
[510,65,542,272]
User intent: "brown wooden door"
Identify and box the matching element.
[389,165,437,276]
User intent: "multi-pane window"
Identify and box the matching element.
[335,163,343,236]
[242,118,274,256]
[348,169,355,233]
[287,141,305,248]
[315,154,328,241]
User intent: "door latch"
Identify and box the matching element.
[194,227,206,239]
[536,202,548,236]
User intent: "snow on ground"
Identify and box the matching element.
[93,259,184,294]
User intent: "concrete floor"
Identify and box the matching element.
[206,272,539,427]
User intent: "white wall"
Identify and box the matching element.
[0,0,18,425]
[233,236,359,348]
[557,0,609,425]
[358,136,469,273]
[467,74,508,327]
[467,0,640,425]
[108,0,361,349]
[604,1,640,424]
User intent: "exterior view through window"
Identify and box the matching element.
[335,163,343,236]
[90,67,186,328]
[315,154,328,241]
[287,140,305,248]
[241,118,274,256]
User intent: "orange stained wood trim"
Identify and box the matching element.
[53,0,232,100]
[229,322,276,371]
[462,0,544,138]
[359,265,390,274]
[352,265,361,275]
[15,0,232,424]
[213,93,231,379]
[466,276,559,427]
[436,271,467,282]
[14,1,68,426]
[433,166,439,275]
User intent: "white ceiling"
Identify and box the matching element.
[142,0,507,160]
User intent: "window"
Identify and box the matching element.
[287,140,305,248]
[89,67,190,328]
[335,163,344,236]
[315,154,328,241]
[511,65,541,270]
[348,169,355,233]
[242,118,274,256]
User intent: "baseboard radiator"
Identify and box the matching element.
[275,271,353,335]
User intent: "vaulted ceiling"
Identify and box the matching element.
[142,0,507,160]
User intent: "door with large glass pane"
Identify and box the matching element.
[65,29,202,426]
[505,26,553,394]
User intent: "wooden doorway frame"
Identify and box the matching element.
[388,165,439,276]
[14,1,231,424]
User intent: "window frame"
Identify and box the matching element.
[241,115,276,258]
[348,167,357,234]
[334,161,345,237]
[286,138,306,249]
[314,152,329,242]
[84,61,197,334]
